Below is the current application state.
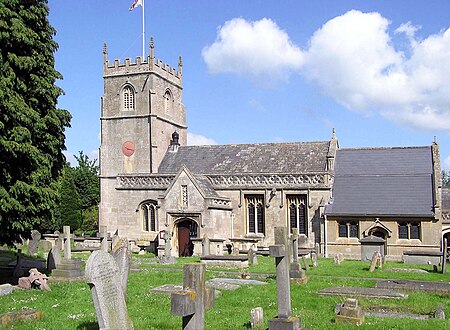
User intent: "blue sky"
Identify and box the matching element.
[48,0,450,171]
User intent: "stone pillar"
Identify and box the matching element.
[202,234,210,257]
[171,263,214,330]
[268,227,302,329]
[63,226,71,260]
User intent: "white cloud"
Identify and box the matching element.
[202,18,304,84]
[444,155,450,171]
[187,132,217,146]
[302,10,450,130]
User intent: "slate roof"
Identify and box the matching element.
[326,146,435,217]
[158,141,332,175]
[443,188,450,212]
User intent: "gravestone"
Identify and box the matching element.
[232,245,239,256]
[112,237,131,297]
[0,284,13,297]
[111,230,120,250]
[63,226,71,260]
[334,253,344,265]
[171,263,214,330]
[289,228,307,284]
[202,234,210,257]
[39,239,52,252]
[248,248,258,265]
[99,226,109,252]
[51,226,84,279]
[160,230,176,264]
[335,298,364,325]
[12,249,24,279]
[311,252,318,267]
[369,251,382,272]
[301,256,310,271]
[268,227,302,329]
[47,246,62,272]
[27,230,41,256]
[250,307,264,329]
[85,250,133,330]
[435,304,445,320]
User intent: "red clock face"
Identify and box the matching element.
[122,141,135,157]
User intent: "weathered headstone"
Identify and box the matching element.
[85,250,133,330]
[311,252,318,267]
[0,284,13,297]
[39,239,52,252]
[248,248,258,266]
[335,298,364,325]
[435,304,445,320]
[202,234,210,257]
[112,237,131,297]
[63,226,72,260]
[301,256,310,271]
[171,263,214,330]
[369,251,382,272]
[334,253,344,265]
[27,230,41,256]
[47,246,62,271]
[160,230,176,264]
[250,307,264,329]
[0,310,44,326]
[111,229,120,250]
[289,228,307,284]
[232,245,239,256]
[99,226,109,252]
[12,249,24,279]
[268,227,302,329]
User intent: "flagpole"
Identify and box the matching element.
[142,0,145,59]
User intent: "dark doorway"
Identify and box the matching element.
[177,220,198,257]
[369,227,388,255]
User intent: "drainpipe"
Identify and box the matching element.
[324,214,328,258]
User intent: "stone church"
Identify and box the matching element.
[99,40,443,259]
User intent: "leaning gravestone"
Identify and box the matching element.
[85,250,133,330]
[47,246,62,271]
[112,237,131,297]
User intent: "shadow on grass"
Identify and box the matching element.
[76,321,98,330]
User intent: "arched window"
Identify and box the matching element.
[141,201,156,232]
[163,89,172,114]
[123,85,135,111]
[246,195,264,234]
[287,195,307,235]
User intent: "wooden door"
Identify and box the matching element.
[178,226,191,257]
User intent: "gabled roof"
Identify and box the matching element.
[326,146,434,217]
[158,141,332,175]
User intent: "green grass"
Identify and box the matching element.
[0,255,450,329]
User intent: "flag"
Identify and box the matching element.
[129,0,142,11]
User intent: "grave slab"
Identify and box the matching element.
[376,279,450,293]
[0,310,44,327]
[318,287,408,299]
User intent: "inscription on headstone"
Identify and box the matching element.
[112,237,131,297]
[85,250,133,330]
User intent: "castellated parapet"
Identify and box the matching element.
[103,38,182,87]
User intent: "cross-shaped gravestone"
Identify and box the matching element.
[171,263,214,330]
[160,230,176,264]
[269,227,302,329]
[289,228,307,284]
[63,226,72,260]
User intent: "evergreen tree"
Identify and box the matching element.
[58,165,82,230]
[0,0,71,245]
[443,170,450,188]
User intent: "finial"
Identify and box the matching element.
[103,42,108,63]
[434,135,437,143]
[178,55,183,76]
[150,37,155,59]
[332,128,336,139]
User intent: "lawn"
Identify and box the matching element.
[0,252,449,329]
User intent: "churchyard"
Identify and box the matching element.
[1,234,450,329]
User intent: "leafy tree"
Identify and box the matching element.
[58,165,81,230]
[443,170,450,188]
[0,1,71,245]
[72,151,99,232]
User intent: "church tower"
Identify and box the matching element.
[100,38,186,178]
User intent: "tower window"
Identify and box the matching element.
[123,85,135,111]
[164,89,172,115]
[141,201,156,232]
[287,195,307,235]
